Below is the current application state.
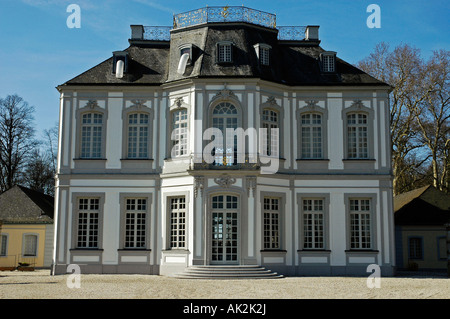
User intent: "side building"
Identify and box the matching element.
[52,6,394,276]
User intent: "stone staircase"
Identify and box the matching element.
[172,265,284,279]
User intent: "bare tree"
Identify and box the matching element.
[22,148,55,196]
[0,94,38,192]
[358,44,450,194]
[412,50,450,192]
[358,43,430,194]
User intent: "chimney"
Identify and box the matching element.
[305,25,319,41]
[130,25,144,40]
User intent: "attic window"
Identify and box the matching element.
[179,44,193,65]
[320,51,336,73]
[112,51,129,75]
[254,43,271,66]
[217,41,233,64]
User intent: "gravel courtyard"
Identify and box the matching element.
[0,270,448,299]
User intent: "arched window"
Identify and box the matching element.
[127,112,149,158]
[347,113,368,159]
[300,113,323,159]
[81,112,103,158]
[212,102,238,165]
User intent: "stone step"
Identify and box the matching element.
[172,265,284,279]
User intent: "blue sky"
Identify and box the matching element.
[0,0,449,138]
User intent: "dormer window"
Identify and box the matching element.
[179,44,193,65]
[217,41,233,64]
[320,51,336,73]
[254,43,271,66]
[112,51,129,76]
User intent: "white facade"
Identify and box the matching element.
[52,9,395,276]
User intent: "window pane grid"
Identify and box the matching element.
[125,198,147,248]
[303,199,324,249]
[347,113,368,159]
[128,113,149,158]
[263,197,280,249]
[218,44,232,63]
[349,199,372,249]
[81,113,103,158]
[170,197,186,249]
[77,198,100,248]
[301,113,322,159]
[172,109,188,157]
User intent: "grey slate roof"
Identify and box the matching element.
[60,23,387,88]
[0,186,54,224]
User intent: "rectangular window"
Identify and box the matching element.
[260,47,270,66]
[349,199,371,249]
[1,235,7,256]
[125,198,147,248]
[347,113,368,159]
[303,199,324,249]
[263,197,280,249]
[81,113,103,158]
[409,237,423,259]
[322,55,335,72]
[171,109,188,157]
[170,197,186,249]
[218,43,232,63]
[23,235,38,256]
[128,113,149,158]
[301,113,323,159]
[77,198,100,248]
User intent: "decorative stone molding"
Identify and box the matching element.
[246,176,257,197]
[212,87,237,103]
[86,100,99,109]
[194,176,205,198]
[130,99,147,109]
[173,97,184,108]
[214,175,236,188]
[304,100,319,109]
[351,99,364,109]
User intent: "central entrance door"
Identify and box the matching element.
[211,195,239,264]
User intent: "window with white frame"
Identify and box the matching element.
[127,113,149,158]
[260,46,270,66]
[1,234,8,256]
[262,109,279,157]
[171,109,188,157]
[322,54,335,72]
[303,199,324,249]
[218,42,233,63]
[300,113,323,159]
[23,234,38,256]
[349,199,372,249]
[124,198,147,248]
[347,113,369,159]
[263,197,280,249]
[408,237,423,259]
[170,197,186,249]
[81,112,103,158]
[77,198,100,248]
[212,102,238,165]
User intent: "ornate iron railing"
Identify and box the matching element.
[173,6,276,29]
[140,7,308,41]
[277,26,307,41]
[143,26,171,41]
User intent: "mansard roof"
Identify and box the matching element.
[59,10,388,88]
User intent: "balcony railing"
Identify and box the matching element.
[173,6,276,29]
[139,7,308,41]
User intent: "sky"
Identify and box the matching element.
[0,0,449,139]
